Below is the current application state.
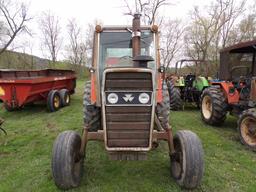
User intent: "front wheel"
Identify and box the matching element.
[52,131,84,190]
[171,130,204,189]
[238,109,256,151]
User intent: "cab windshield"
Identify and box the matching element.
[99,30,156,74]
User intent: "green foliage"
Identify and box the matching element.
[0,81,256,191]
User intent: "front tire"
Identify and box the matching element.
[171,130,204,189]
[238,109,256,151]
[52,131,83,190]
[201,87,227,125]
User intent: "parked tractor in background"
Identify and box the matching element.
[167,59,211,110]
[201,40,256,150]
[51,14,204,190]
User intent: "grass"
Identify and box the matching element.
[0,80,256,192]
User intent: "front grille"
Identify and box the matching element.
[104,72,153,148]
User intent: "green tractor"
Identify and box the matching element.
[167,59,211,110]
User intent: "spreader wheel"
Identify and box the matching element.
[59,89,71,107]
[3,102,15,112]
[47,90,61,112]
[171,130,204,189]
[238,109,256,151]
[52,131,84,190]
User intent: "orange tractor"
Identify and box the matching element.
[51,14,204,190]
[201,40,256,150]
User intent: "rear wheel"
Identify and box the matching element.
[167,81,182,110]
[59,89,71,107]
[238,109,256,151]
[156,83,170,129]
[201,87,227,125]
[47,90,61,112]
[52,131,83,190]
[83,81,101,132]
[171,130,204,189]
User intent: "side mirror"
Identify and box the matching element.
[158,66,165,73]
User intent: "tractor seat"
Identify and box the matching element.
[185,74,196,87]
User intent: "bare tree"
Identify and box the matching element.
[0,0,31,56]
[160,19,185,69]
[39,11,62,64]
[184,0,245,74]
[66,18,87,72]
[123,0,168,25]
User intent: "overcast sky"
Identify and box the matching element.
[12,0,255,60]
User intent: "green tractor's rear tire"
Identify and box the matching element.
[167,81,182,111]
[52,131,83,190]
[171,130,204,189]
[238,109,256,151]
[156,84,170,129]
[201,87,227,125]
[83,81,101,132]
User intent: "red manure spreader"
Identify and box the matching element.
[0,69,76,112]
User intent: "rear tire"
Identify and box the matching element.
[59,89,71,107]
[47,90,61,112]
[52,131,83,190]
[171,130,204,189]
[200,87,227,125]
[167,81,182,111]
[156,83,170,129]
[238,109,256,151]
[83,81,101,132]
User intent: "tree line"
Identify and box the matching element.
[0,0,255,75]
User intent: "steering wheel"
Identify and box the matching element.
[231,66,250,83]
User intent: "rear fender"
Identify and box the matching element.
[194,76,209,91]
[211,82,239,104]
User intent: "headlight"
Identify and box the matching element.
[138,93,150,104]
[107,93,118,104]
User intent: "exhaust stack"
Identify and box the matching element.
[132,13,141,67]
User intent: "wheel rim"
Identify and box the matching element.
[66,94,70,104]
[202,95,212,119]
[240,116,256,146]
[54,95,60,108]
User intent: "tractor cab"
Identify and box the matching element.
[218,40,256,102]
[98,27,156,69]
